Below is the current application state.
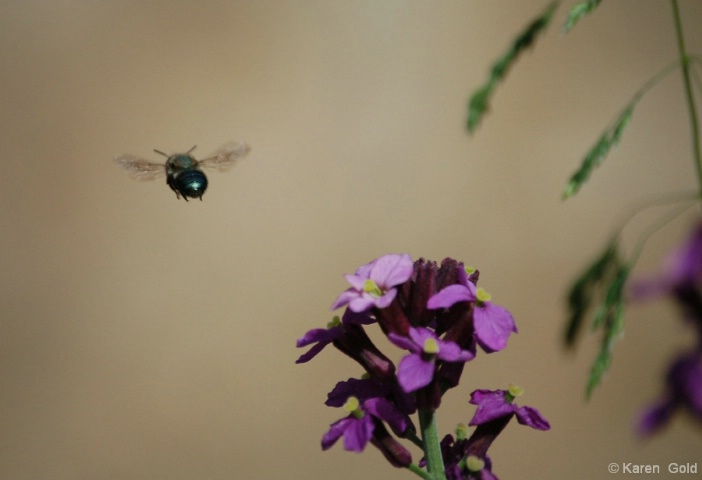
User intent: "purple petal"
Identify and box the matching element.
[296,327,341,348]
[295,342,327,364]
[331,289,358,310]
[479,468,498,480]
[342,308,376,325]
[436,338,475,362]
[667,223,702,285]
[295,327,341,363]
[675,354,702,413]
[474,303,517,352]
[409,326,437,346]
[397,353,435,392]
[637,398,676,436]
[445,463,463,480]
[427,284,476,309]
[364,398,408,436]
[325,378,389,407]
[388,333,421,353]
[343,416,374,452]
[354,260,376,278]
[515,406,551,430]
[348,294,376,313]
[370,254,413,288]
[628,277,669,301]
[468,390,515,425]
[322,417,353,450]
[344,273,368,291]
[374,289,398,309]
[445,464,463,480]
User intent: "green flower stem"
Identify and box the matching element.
[613,190,698,237]
[406,463,433,480]
[671,0,702,203]
[404,430,425,449]
[418,409,447,480]
[630,202,694,266]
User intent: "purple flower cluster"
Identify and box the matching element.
[633,223,702,436]
[296,254,549,478]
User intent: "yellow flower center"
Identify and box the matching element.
[476,287,491,303]
[363,279,382,297]
[508,383,524,398]
[455,423,469,441]
[342,396,363,418]
[423,338,439,355]
[466,456,485,472]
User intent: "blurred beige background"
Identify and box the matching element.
[1,1,701,479]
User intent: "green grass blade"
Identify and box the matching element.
[467,1,560,133]
[562,61,680,200]
[563,0,603,33]
[562,103,634,199]
[585,264,629,399]
[564,240,620,346]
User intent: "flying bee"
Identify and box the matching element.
[114,141,251,201]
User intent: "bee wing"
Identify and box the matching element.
[113,154,165,181]
[198,141,251,172]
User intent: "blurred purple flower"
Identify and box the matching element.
[332,254,414,313]
[631,222,702,324]
[667,223,702,285]
[389,327,475,393]
[631,222,702,437]
[638,350,702,436]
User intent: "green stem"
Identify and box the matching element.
[404,430,425,449]
[418,409,447,480]
[406,463,433,480]
[612,190,698,238]
[690,65,702,98]
[671,0,702,203]
[630,202,694,266]
[630,59,680,105]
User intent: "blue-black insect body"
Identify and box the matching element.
[167,165,208,201]
[114,142,250,201]
[159,148,208,201]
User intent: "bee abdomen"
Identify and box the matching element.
[172,169,208,200]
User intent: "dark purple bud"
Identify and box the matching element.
[436,258,465,290]
[415,380,443,410]
[376,298,411,337]
[333,323,396,381]
[369,419,412,468]
[463,415,511,460]
[436,306,476,390]
[405,258,439,327]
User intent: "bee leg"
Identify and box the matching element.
[166,175,184,201]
